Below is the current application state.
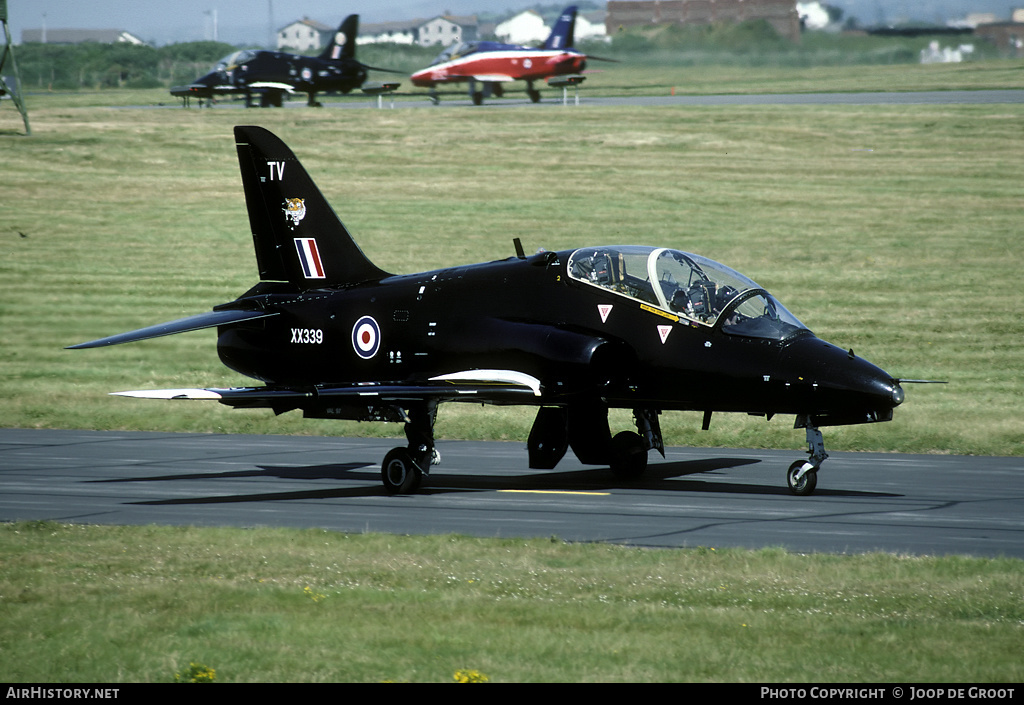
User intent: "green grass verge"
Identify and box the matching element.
[2,521,1021,683]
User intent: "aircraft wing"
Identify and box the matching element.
[112,369,544,409]
[470,74,516,82]
[170,84,210,97]
[169,83,236,97]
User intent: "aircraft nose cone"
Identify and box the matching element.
[777,335,902,423]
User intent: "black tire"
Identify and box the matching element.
[382,448,423,495]
[527,88,541,103]
[787,460,817,496]
[610,431,648,479]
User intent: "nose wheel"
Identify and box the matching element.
[787,423,828,496]
[787,460,818,496]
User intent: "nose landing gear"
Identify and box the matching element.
[787,422,828,496]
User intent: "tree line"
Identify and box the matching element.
[11,21,1000,91]
[14,41,240,90]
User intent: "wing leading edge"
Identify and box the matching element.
[112,369,543,412]
[66,309,279,349]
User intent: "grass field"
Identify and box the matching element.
[1,67,1022,683]
[2,67,1022,455]
[2,521,1022,683]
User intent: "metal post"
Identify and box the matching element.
[0,0,31,135]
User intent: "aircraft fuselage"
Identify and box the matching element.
[410,49,586,87]
[216,248,899,428]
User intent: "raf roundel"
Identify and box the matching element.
[351,316,381,359]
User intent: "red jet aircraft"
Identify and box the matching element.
[411,6,606,105]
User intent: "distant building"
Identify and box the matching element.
[964,13,999,27]
[416,15,478,47]
[360,20,418,45]
[494,8,607,45]
[21,28,146,45]
[577,10,609,40]
[974,21,1024,58]
[276,17,333,52]
[496,10,547,44]
[605,0,801,43]
[338,15,479,48]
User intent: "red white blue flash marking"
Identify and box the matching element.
[294,238,325,279]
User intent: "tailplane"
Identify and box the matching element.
[543,6,578,50]
[234,125,390,288]
[319,14,359,61]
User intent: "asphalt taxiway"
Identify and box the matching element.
[2,428,1021,558]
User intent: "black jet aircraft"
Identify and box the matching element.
[70,126,913,496]
[170,15,399,107]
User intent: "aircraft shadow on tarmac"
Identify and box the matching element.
[119,456,899,506]
[91,462,375,484]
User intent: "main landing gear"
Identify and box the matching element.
[787,422,828,496]
[526,404,664,480]
[381,402,440,494]
[525,81,541,103]
[378,403,830,496]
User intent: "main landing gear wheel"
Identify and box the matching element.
[527,88,541,103]
[610,430,648,479]
[381,448,425,495]
[787,461,817,496]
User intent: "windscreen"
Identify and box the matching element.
[568,246,809,340]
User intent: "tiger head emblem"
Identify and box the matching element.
[282,198,306,229]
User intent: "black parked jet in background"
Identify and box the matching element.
[70,126,914,496]
[170,15,399,107]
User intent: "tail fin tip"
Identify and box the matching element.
[543,5,578,50]
[233,125,389,288]
[320,14,359,61]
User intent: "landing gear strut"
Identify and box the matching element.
[610,408,664,479]
[381,402,440,494]
[787,422,828,496]
[527,404,664,479]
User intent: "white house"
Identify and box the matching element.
[276,18,332,52]
[493,9,606,46]
[276,14,479,50]
[418,16,460,46]
[495,10,548,44]
[360,20,418,45]
[576,11,607,41]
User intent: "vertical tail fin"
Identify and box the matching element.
[234,125,390,288]
[543,6,578,50]
[319,14,359,61]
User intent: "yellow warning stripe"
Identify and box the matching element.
[639,303,679,322]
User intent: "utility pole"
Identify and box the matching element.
[0,0,31,135]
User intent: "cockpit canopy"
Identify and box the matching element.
[215,50,258,71]
[429,42,479,66]
[430,41,517,66]
[567,246,809,341]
